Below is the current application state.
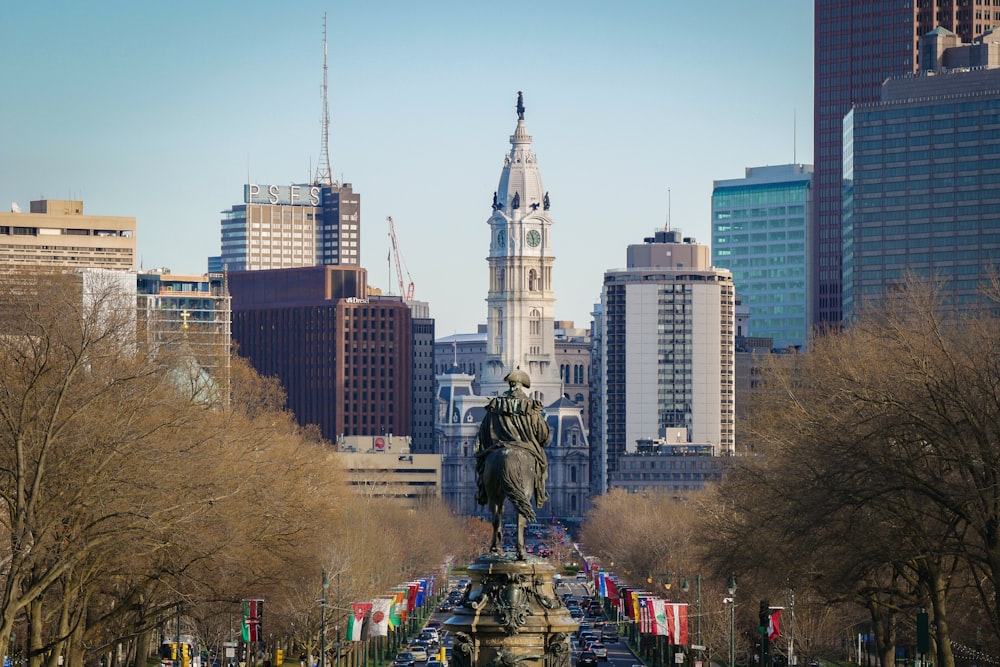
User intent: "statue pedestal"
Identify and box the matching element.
[444,555,577,667]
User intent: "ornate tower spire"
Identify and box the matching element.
[482,92,559,404]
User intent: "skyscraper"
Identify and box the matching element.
[219,182,360,271]
[712,164,812,349]
[842,29,1000,318]
[812,0,992,326]
[599,230,735,487]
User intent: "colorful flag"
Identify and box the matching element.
[651,598,669,637]
[346,603,372,642]
[241,599,264,643]
[665,603,689,645]
[768,609,782,641]
[598,572,608,598]
[389,591,403,628]
[370,598,392,638]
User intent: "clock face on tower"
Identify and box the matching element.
[526,229,541,247]
[497,229,506,248]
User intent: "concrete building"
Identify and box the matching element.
[842,28,1000,319]
[229,266,414,443]
[599,229,735,491]
[436,94,591,520]
[712,165,812,350]
[0,199,135,271]
[606,430,731,495]
[218,182,361,271]
[336,452,442,505]
[409,300,436,453]
[812,1,995,327]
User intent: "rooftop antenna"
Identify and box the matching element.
[314,14,333,187]
[793,109,797,164]
[665,188,671,232]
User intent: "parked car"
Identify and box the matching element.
[576,651,599,667]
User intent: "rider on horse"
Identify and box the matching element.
[474,368,550,511]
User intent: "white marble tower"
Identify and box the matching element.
[482,92,560,403]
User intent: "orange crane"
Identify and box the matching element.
[387,216,415,301]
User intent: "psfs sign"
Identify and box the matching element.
[244,184,322,206]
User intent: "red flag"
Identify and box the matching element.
[666,603,689,645]
[768,609,782,641]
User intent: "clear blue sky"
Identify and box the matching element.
[1,1,813,337]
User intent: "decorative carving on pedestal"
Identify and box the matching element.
[444,555,577,667]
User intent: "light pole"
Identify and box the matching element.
[727,574,737,667]
[321,572,328,667]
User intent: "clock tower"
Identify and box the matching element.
[482,92,560,403]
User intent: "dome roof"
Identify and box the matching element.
[494,93,548,218]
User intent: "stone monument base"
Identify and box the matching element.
[444,554,577,667]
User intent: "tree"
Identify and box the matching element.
[699,278,1000,667]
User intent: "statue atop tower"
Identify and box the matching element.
[516,91,525,120]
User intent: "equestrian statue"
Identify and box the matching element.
[474,368,550,560]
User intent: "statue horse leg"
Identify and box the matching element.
[489,494,504,555]
[515,510,527,560]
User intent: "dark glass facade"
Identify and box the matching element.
[812,1,990,326]
[843,74,1000,317]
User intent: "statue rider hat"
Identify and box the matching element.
[504,367,531,389]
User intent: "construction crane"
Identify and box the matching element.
[387,216,415,301]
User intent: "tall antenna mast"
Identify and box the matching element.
[314,14,333,187]
[665,188,671,232]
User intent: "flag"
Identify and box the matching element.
[370,598,392,638]
[346,603,372,641]
[389,591,403,628]
[606,577,619,605]
[651,598,669,637]
[407,583,419,612]
[598,572,608,598]
[768,609,782,641]
[241,599,264,643]
[665,603,689,645]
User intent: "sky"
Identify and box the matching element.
[1,1,814,337]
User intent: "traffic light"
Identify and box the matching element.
[276,649,284,665]
[181,644,191,667]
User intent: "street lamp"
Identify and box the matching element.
[321,572,328,667]
[726,574,738,667]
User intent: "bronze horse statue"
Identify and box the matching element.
[474,369,550,560]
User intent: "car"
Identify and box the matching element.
[427,622,442,630]
[427,661,445,667]
[600,625,619,643]
[575,623,592,637]
[585,641,608,661]
[394,653,416,667]
[570,608,585,620]
[578,632,598,648]
[408,645,429,662]
[576,651,599,667]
